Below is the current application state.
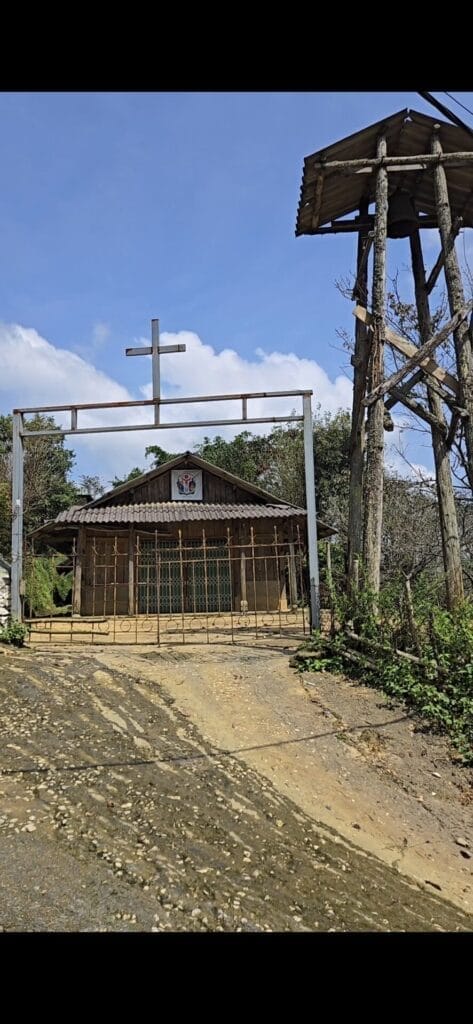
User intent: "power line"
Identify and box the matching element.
[444,92,473,120]
[417,91,473,139]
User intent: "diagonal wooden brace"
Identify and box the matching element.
[354,305,460,395]
[363,300,472,407]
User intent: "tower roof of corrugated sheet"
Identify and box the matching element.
[296,108,473,235]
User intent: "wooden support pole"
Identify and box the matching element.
[384,369,425,410]
[384,370,465,415]
[432,127,473,491]
[128,528,135,615]
[311,151,473,173]
[425,217,463,295]
[446,411,460,450]
[351,230,373,301]
[347,203,371,586]
[410,228,464,608]
[387,388,447,433]
[363,132,388,598]
[363,302,472,407]
[72,526,86,615]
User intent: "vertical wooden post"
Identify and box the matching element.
[347,202,371,586]
[410,229,464,608]
[432,127,473,490]
[363,131,388,598]
[72,526,86,616]
[128,528,135,615]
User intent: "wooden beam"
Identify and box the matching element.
[348,160,473,176]
[311,152,473,174]
[311,216,440,236]
[425,217,463,295]
[72,526,85,615]
[363,301,473,407]
[354,305,460,395]
[387,388,447,434]
[311,218,373,235]
[385,369,467,416]
[384,369,425,410]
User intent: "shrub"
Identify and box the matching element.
[0,621,29,646]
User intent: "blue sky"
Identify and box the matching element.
[1,91,472,485]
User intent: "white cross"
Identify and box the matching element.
[126,318,186,424]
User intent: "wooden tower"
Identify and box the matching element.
[296,108,473,608]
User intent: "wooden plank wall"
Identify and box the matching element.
[105,467,267,506]
[78,521,301,615]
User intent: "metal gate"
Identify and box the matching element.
[25,525,309,645]
[137,539,232,615]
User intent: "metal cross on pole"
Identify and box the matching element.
[125,318,186,424]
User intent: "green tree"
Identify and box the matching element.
[110,466,145,489]
[144,445,175,468]
[79,474,105,499]
[0,414,78,557]
[193,432,273,484]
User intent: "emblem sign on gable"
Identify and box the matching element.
[171,469,203,501]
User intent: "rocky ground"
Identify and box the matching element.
[0,641,472,932]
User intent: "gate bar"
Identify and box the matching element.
[11,412,24,621]
[303,393,320,631]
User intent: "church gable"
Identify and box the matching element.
[90,453,293,510]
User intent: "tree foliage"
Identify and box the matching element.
[79,474,105,499]
[110,467,145,489]
[144,445,176,469]
[24,553,73,617]
[0,414,79,558]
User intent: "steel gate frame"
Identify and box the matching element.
[11,322,321,631]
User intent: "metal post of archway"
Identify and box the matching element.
[10,388,320,631]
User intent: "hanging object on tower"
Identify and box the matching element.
[387,188,418,238]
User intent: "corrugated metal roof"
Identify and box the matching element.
[55,502,307,524]
[296,108,473,235]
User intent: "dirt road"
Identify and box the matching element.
[0,641,471,931]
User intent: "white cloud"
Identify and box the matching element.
[92,321,111,346]
[0,320,436,487]
[0,322,353,482]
